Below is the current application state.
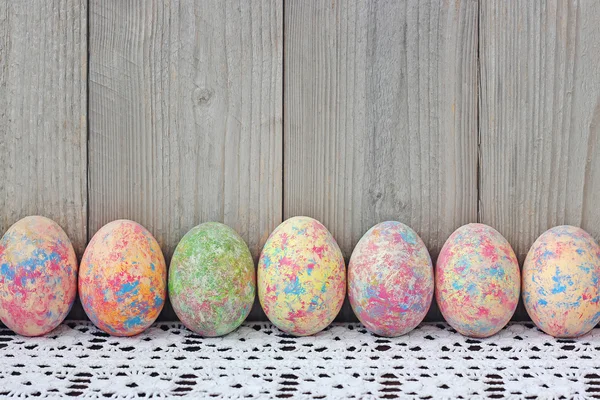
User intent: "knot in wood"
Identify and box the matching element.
[193,88,214,106]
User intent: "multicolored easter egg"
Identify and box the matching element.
[348,221,433,337]
[169,222,255,337]
[79,220,166,336]
[436,223,520,338]
[258,216,345,336]
[0,216,77,336]
[522,226,600,338]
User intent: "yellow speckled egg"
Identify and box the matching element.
[0,216,78,336]
[436,223,520,338]
[523,226,600,338]
[79,220,167,336]
[258,216,346,336]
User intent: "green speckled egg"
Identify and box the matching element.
[169,222,255,337]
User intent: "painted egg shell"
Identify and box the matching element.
[79,220,166,336]
[348,221,433,337]
[523,226,600,338]
[0,216,77,336]
[258,216,346,336]
[436,223,520,338]
[169,222,255,337]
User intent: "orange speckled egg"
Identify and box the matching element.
[523,226,600,338]
[79,220,166,336]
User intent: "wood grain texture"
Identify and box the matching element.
[88,0,282,320]
[480,2,600,260]
[0,1,88,319]
[284,0,479,321]
[480,1,600,320]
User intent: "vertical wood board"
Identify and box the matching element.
[480,1,600,261]
[89,0,283,320]
[480,1,600,320]
[0,1,88,319]
[284,0,479,320]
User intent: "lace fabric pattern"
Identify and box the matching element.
[0,321,599,399]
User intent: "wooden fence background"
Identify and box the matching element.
[1,0,599,322]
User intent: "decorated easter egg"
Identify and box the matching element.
[348,221,433,337]
[79,220,166,336]
[522,226,600,337]
[0,216,77,336]
[258,216,345,336]
[436,223,520,338]
[169,222,255,337]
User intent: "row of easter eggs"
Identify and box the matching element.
[0,216,598,339]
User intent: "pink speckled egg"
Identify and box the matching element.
[79,220,166,336]
[348,221,433,337]
[0,216,78,336]
[436,223,520,338]
[523,226,600,338]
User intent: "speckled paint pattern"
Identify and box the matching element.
[436,223,520,338]
[169,222,255,337]
[523,225,600,338]
[79,220,166,336]
[348,221,433,337]
[258,217,346,336]
[0,216,78,336]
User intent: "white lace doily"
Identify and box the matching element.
[0,321,599,399]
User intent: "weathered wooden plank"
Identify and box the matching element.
[88,0,282,320]
[480,1,600,320]
[284,0,479,321]
[0,1,88,319]
[480,5,600,265]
